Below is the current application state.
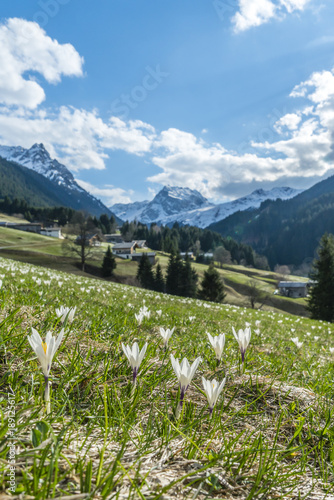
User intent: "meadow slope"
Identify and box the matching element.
[0,257,334,499]
[0,226,308,317]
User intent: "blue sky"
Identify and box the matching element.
[0,0,334,206]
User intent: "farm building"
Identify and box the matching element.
[180,252,195,260]
[278,281,308,298]
[104,234,124,243]
[40,227,62,238]
[75,234,102,247]
[112,242,137,256]
[131,252,156,265]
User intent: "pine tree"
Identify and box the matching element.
[136,253,155,289]
[308,233,334,322]
[198,263,226,303]
[180,255,198,298]
[101,245,116,277]
[154,263,165,292]
[166,252,183,295]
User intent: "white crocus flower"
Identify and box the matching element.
[159,327,175,348]
[156,310,162,317]
[291,337,303,349]
[122,342,148,384]
[202,376,226,415]
[139,305,151,318]
[329,347,334,354]
[28,328,64,412]
[170,354,201,417]
[207,332,225,361]
[232,326,251,363]
[55,306,76,324]
[135,312,144,325]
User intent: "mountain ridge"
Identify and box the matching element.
[208,174,334,268]
[0,143,118,218]
[111,185,302,227]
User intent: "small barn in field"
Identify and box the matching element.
[278,281,308,298]
[131,252,156,265]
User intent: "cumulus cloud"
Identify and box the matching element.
[1,65,334,201]
[75,179,134,205]
[0,18,84,108]
[148,66,334,199]
[0,17,333,202]
[232,0,311,33]
[274,113,302,133]
[149,128,294,199]
[0,106,156,171]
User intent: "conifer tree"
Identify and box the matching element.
[101,245,117,277]
[154,263,165,293]
[198,263,226,303]
[166,252,183,295]
[308,233,334,322]
[136,253,154,289]
[180,255,198,298]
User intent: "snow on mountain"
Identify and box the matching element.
[111,200,150,222]
[111,186,302,228]
[0,143,115,218]
[0,143,85,193]
[111,186,212,224]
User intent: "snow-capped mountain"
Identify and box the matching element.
[111,186,212,225]
[111,186,302,228]
[0,143,115,218]
[111,200,150,223]
[0,143,83,191]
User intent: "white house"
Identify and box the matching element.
[40,227,62,238]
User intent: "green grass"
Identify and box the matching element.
[0,256,334,499]
[0,227,309,316]
[0,213,29,223]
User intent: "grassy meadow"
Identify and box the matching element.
[0,226,308,317]
[1,256,334,499]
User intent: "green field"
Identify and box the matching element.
[0,213,28,223]
[0,226,309,316]
[0,256,333,499]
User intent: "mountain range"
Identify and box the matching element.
[209,174,334,268]
[0,143,116,218]
[111,185,302,228]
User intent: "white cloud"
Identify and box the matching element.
[76,179,134,206]
[148,66,334,199]
[0,17,333,202]
[232,0,311,33]
[233,0,276,33]
[274,113,302,133]
[2,65,334,201]
[291,70,334,103]
[0,18,84,108]
[0,106,156,171]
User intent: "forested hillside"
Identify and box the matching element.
[122,220,266,268]
[209,175,334,268]
[0,156,118,218]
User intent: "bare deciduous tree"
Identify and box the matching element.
[62,212,103,272]
[213,246,232,269]
[247,279,266,309]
